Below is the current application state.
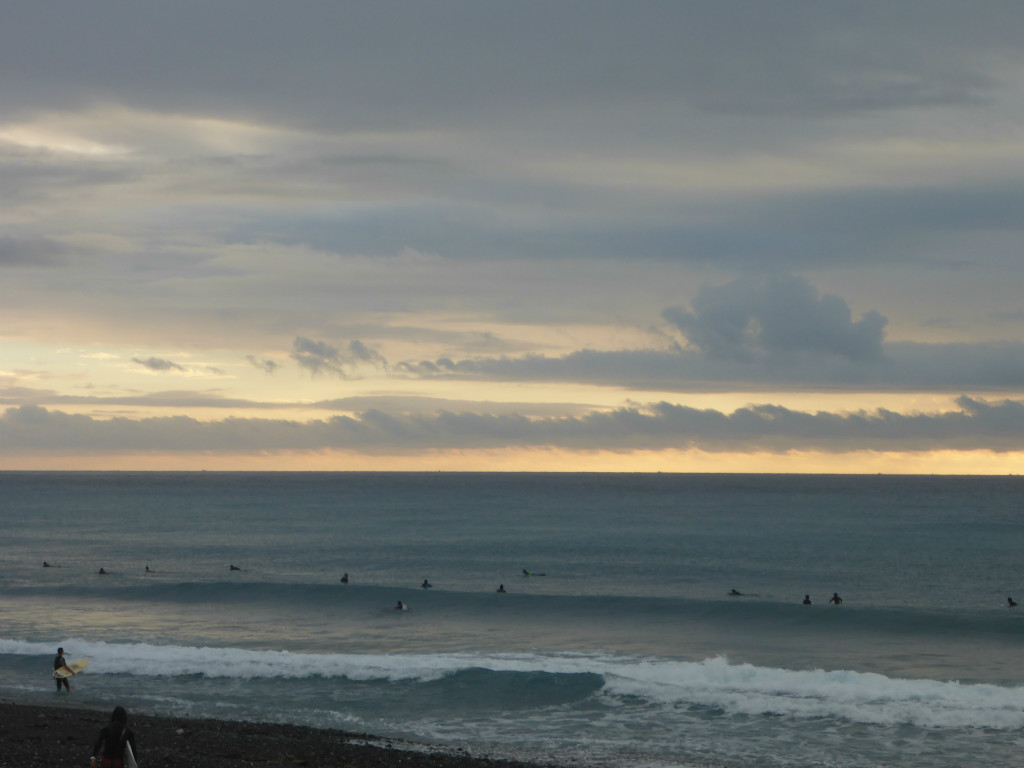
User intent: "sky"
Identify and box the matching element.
[3,1,1024,473]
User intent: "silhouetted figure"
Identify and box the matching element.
[1008,596,1017,607]
[340,573,349,584]
[497,584,506,593]
[54,647,70,693]
[803,595,812,605]
[829,592,842,605]
[91,706,138,768]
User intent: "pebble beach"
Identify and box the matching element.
[0,701,548,768]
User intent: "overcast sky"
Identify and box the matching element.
[3,1,1024,472]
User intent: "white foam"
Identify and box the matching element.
[598,656,1024,730]
[5,638,1022,730]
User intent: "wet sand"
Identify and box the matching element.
[0,700,549,768]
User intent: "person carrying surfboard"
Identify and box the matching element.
[54,647,71,693]
[91,706,139,768]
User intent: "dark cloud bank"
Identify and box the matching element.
[3,397,1024,456]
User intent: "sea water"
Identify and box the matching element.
[1,472,1022,767]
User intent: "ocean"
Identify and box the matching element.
[1,471,1022,767]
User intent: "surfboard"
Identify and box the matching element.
[124,740,139,768]
[53,658,89,679]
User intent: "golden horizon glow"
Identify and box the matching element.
[3,448,1022,476]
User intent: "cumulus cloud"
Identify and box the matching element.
[662,275,888,362]
[3,397,1024,455]
[291,337,387,378]
[391,274,1024,391]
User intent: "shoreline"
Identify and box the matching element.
[0,699,551,768]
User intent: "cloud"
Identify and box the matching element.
[4,397,1024,455]
[246,355,278,374]
[291,337,387,378]
[0,384,598,417]
[1,3,1013,129]
[131,357,225,377]
[132,357,186,373]
[0,236,68,267]
[398,341,1024,393]
[0,387,288,410]
[662,275,887,362]
[391,276,1023,392]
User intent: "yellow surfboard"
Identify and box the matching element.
[53,658,89,679]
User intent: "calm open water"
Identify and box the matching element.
[1,471,1023,767]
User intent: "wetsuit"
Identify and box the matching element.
[92,722,138,768]
[54,654,70,692]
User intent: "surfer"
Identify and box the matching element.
[421,579,432,589]
[229,564,241,571]
[803,595,812,605]
[522,569,546,577]
[497,584,506,593]
[145,565,153,573]
[1008,596,1017,607]
[395,600,407,611]
[98,568,108,575]
[43,561,52,567]
[340,573,349,583]
[829,592,843,605]
[729,589,744,596]
[91,705,138,768]
[54,648,71,693]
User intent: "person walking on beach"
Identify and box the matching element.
[91,705,138,768]
[54,647,71,693]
